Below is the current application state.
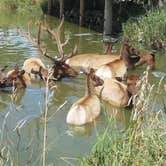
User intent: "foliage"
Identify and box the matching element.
[123,9,166,50]
[0,0,44,15]
[80,70,166,165]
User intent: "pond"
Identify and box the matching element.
[0,12,166,165]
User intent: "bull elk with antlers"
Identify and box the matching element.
[66,68,104,125]
[19,17,78,81]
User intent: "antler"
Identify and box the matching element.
[41,16,70,60]
[19,21,57,62]
[19,17,77,62]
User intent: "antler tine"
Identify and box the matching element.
[62,44,77,62]
[42,16,70,61]
[19,21,57,62]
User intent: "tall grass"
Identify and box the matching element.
[123,9,166,50]
[80,69,166,165]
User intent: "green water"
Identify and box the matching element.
[0,12,165,165]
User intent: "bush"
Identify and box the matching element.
[0,0,44,15]
[123,9,166,50]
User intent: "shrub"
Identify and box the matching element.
[0,0,44,15]
[123,9,166,50]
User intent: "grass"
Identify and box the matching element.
[80,69,166,165]
[123,9,166,50]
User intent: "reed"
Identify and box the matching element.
[80,69,166,165]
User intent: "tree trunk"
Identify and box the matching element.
[104,0,113,37]
[48,0,52,15]
[60,0,64,18]
[79,0,85,26]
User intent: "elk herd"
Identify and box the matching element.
[0,17,156,126]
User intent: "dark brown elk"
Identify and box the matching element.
[19,17,78,81]
[66,68,104,125]
[6,65,31,89]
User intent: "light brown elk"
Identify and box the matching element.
[66,68,104,125]
[95,43,141,79]
[66,42,140,72]
[22,57,49,80]
[95,78,130,107]
[95,74,140,107]
[19,17,78,81]
[134,52,155,69]
[6,65,31,89]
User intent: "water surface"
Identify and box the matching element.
[0,12,165,165]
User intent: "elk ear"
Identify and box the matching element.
[14,64,19,72]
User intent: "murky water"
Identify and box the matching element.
[0,12,165,165]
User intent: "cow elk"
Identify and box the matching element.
[66,68,104,126]
[95,43,141,79]
[95,78,131,107]
[19,17,78,81]
[66,42,140,74]
[6,65,31,89]
[135,52,155,69]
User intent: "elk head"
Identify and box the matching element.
[19,16,78,81]
[6,65,31,89]
[120,42,141,69]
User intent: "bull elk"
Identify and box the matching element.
[19,17,78,81]
[6,65,31,89]
[66,68,104,125]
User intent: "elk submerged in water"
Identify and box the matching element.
[66,68,104,125]
[19,17,78,81]
[66,42,140,70]
[6,65,31,89]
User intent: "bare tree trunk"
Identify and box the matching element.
[79,0,85,26]
[48,0,52,15]
[60,0,64,18]
[104,0,113,37]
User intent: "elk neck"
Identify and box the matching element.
[85,74,95,96]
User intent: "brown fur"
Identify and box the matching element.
[22,57,48,80]
[7,68,31,89]
[126,75,140,96]
[134,52,155,69]
[66,68,104,125]
[66,43,140,71]
[95,78,130,107]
